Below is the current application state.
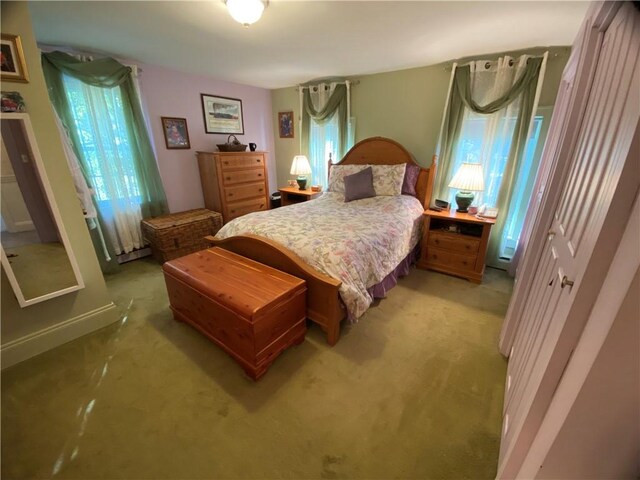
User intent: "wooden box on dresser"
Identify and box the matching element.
[417,209,496,283]
[197,151,269,223]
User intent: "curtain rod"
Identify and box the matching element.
[295,80,360,91]
[443,51,561,71]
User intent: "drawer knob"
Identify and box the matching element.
[229,193,233,196]
[462,261,468,266]
[231,210,235,214]
[432,254,437,260]
[434,239,439,245]
[466,245,470,250]
[224,161,229,165]
[259,188,263,192]
[226,177,231,180]
[256,159,260,162]
[258,173,262,177]
[260,204,264,208]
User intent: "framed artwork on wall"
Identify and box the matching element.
[1,34,29,83]
[278,111,294,138]
[201,93,244,134]
[161,117,191,149]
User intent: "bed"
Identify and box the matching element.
[207,137,435,345]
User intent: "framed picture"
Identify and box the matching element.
[1,34,29,83]
[161,117,191,149]
[201,94,244,134]
[278,111,294,138]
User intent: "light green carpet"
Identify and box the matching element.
[1,257,511,479]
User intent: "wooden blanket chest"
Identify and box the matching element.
[141,208,223,262]
[162,247,307,380]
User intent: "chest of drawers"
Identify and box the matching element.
[197,151,269,223]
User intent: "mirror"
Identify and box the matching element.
[1,114,84,307]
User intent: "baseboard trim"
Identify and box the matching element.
[1,302,119,369]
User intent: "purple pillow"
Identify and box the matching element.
[402,163,421,196]
[344,166,376,202]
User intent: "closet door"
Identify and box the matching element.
[498,3,640,477]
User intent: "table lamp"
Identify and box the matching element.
[290,155,312,190]
[448,163,485,213]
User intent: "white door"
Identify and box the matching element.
[498,2,640,477]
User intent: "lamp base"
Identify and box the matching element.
[455,191,475,213]
[296,176,308,190]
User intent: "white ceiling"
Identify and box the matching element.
[29,1,590,89]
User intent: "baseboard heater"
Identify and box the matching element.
[116,247,151,264]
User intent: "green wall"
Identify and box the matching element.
[271,46,570,188]
[1,2,117,361]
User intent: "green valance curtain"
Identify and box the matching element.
[434,57,543,199]
[300,82,349,160]
[433,56,544,267]
[42,51,168,219]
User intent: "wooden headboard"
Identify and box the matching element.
[328,137,436,207]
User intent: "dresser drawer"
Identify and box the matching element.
[220,155,265,170]
[428,231,480,255]
[224,182,266,202]
[226,197,268,221]
[426,248,477,272]
[222,168,266,186]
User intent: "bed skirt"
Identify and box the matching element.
[367,244,419,300]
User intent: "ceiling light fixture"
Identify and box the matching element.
[226,0,267,27]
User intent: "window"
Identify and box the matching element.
[450,108,550,260]
[309,112,340,189]
[62,75,141,203]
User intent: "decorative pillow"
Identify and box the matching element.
[402,163,421,196]
[343,167,376,202]
[371,164,407,196]
[327,164,370,193]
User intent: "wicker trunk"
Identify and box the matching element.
[141,209,223,263]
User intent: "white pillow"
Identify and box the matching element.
[371,164,407,196]
[327,164,370,193]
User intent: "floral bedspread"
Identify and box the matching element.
[215,192,424,320]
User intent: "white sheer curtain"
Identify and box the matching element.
[448,55,544,262]
[307,82,355,188]
[62,74,145,255]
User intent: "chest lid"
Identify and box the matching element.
[143,209,217,230]
[162,247,306,320]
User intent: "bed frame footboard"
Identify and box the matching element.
[206,234,345,346]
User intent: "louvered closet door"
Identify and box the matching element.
[498,3,640,477]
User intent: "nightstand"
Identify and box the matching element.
[278,186,322,206]
[417,209,496,283]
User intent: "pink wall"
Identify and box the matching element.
[139,64,275,213]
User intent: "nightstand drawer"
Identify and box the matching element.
[226,197,268,221]
[428,231,480,255]
[224,182,266,202]
[426,248,477,272]
[220,155,264,170]
[222,168,266,186]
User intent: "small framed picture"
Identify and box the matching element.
[161,117,191,149]
[278,111,294,138]
[1,34,29,83]
[201,93,244,134]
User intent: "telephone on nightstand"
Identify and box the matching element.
[477,205,499,218]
